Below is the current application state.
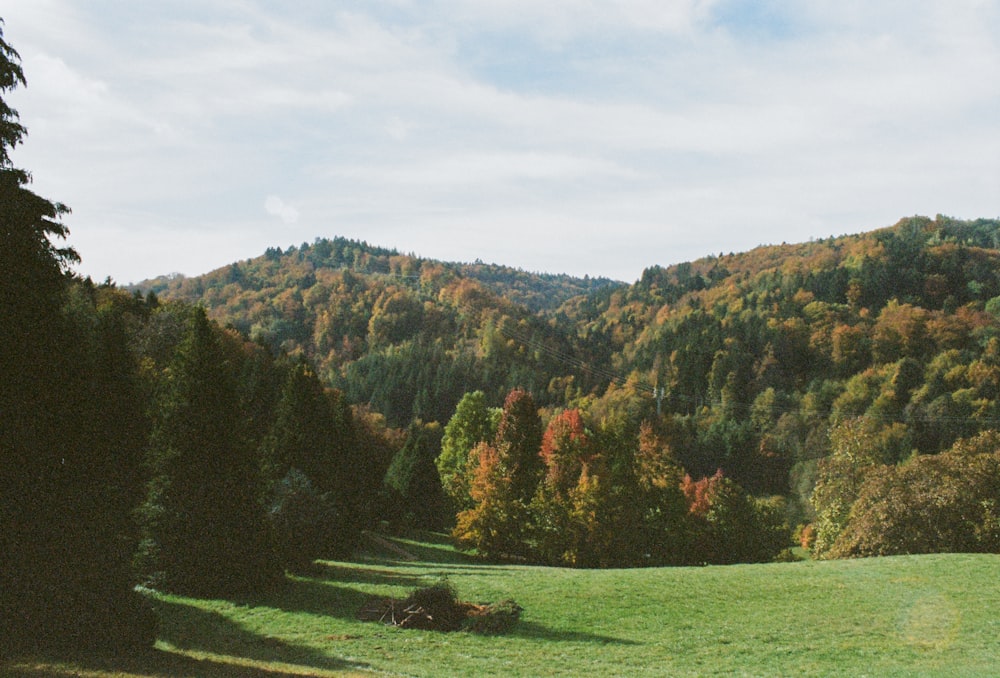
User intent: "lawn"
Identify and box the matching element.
[4,534,998,677]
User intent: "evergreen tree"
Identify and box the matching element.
[384,421,446,530]
[139,307,280,595]
[268,468,340,574]
[1,20,154,653]
[494,388,544,505]
[262,359,363,560]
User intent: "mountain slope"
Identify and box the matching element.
[138,216,1000,512]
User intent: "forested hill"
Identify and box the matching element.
[139,215,1000,516]
[138,237,623,313]
[135,236,625,425]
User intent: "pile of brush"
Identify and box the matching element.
[358,581,522,634]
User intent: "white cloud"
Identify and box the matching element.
[264,195,300,224]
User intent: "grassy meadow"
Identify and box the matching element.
[4,534,998,677]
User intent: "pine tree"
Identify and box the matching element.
[262,359,363,561]
[494,388,543,504]
[384,421,446,530]
[139,307,280,595]
[1,20,154,653]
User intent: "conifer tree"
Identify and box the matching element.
[139,307,280,595]
[384,421,446,530]
[1,19,154,653]
[262,359,363,561]
[494,388,544,504]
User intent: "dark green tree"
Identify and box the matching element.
[1,21,154,653]
[384,421,447,530]
[268,468,340,574]
[262,359,363,560]
[494,388,544,505]
[138,307,280,595]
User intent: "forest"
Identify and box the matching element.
[3,16,999,656]
[138,214,1000,568]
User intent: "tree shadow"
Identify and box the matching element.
[2,647,369,678]
[356,556,524,576]
[307,561,428,588]
[151,596,366,674]
[218,563,431,623]
[386,531,480,564]
[514,620,640,646]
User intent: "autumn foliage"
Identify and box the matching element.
[453,390,789,566]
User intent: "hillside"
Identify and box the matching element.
[136,237,625,425]
[138,215,1000,528]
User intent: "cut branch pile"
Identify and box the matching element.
[358,583,522,634]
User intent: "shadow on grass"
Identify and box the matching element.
[356,553,524,575]
[514,620,640,646]
[391,531,481,564]
[152,596,366,674]
[308,561,429,588]
[242,575,399,620]
[2,646,369,678]
[357,531,470,565]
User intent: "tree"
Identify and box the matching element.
[532,409,594,565]
[436,391,499,512]
[809,418,894,557]
[384,421,447,530]
[1,21,154,654]
[539,408,590,494]
[138,307,280,595]
[268,468,340,574]
[494,388,544,504]
[453,441,528,558]
[827,432,1000,558]
[682,471,787,564]
[262,359,363,562]
[453,388,543,559]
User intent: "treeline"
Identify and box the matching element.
[587,215,1000,530]
[2,275,402,653]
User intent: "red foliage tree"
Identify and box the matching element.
[539,408,590,495]
[494,388,544,504]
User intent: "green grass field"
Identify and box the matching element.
[5,534,998,677]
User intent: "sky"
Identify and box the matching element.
[3,1,999,284]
